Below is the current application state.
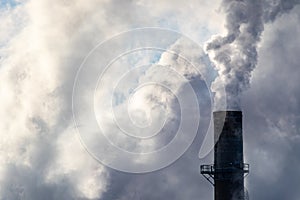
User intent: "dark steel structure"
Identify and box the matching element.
[201,111,249,200]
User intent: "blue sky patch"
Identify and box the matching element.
[0,0,19,8]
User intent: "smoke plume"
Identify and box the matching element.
[0,0,221,199]
[206,0,300,110]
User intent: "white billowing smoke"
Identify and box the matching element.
[206,0,300,110]
[0,0,222,199]
[92,36,209,165]
[8,0,297,198]
[0,1,115,199]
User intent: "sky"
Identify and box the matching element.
[0,0,300,200]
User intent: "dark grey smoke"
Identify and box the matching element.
[263,0,300,22]
[206,0,300,110]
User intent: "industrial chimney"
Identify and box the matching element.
[201,111,249,200]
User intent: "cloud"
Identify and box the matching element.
[243,4,300,199]
[0,0,114,199]
[0,0,221,199]
[1,0,300,200]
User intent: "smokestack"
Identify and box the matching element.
[201,111,249,200]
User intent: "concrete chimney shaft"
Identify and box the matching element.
[201,111,249,200]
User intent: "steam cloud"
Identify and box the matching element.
[1,0,299,199]
[0,0,220,199]
[206,0,300,110]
